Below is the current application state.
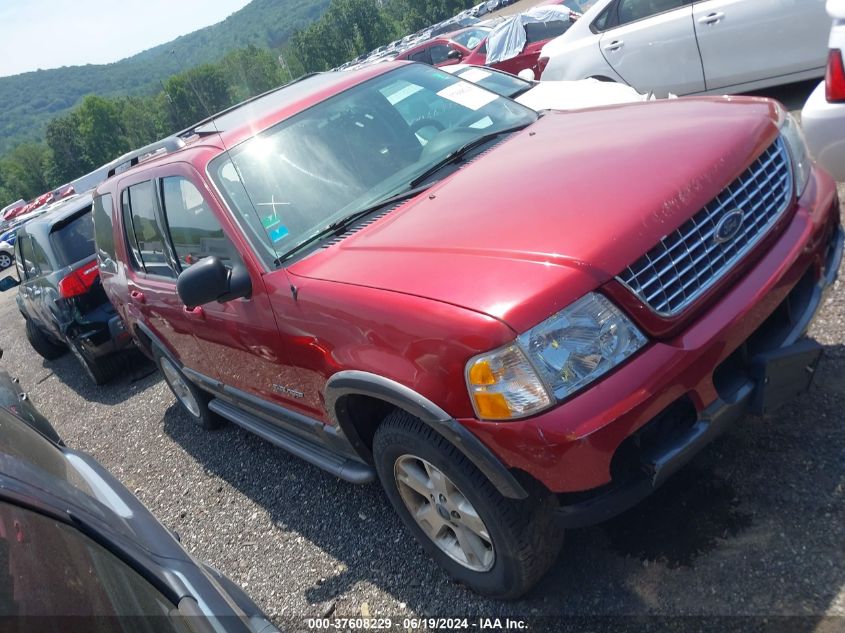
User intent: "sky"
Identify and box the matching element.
[0,0,253,78]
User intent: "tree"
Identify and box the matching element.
[45,112,90,184]
[118,95,169,149]
[76,95,131,168]
[0,143,51,200]
[221,45,289,102]
[164,64,233,130]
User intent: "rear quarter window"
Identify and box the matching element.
[50,209,95,268]
[92,194,117,273]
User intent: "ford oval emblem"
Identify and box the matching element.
[714,210,744,244]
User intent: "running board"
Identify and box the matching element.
[208,398,376,484]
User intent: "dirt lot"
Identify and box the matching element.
[0,82,842,629]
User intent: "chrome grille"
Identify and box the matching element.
[617,137,793,317]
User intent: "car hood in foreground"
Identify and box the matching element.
[289,97,781,333]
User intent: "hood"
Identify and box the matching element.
[289,97,781,333]
[516,79,649,111]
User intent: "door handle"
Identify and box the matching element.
[183,305,205,320]
[130,290,146,304]
[602,39,624,52]
[698,11,724,24]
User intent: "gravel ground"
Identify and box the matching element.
[0,83,842,629]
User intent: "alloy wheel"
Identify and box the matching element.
[394,454,495,572]
[160,357,201,418]
[0,254,11,268]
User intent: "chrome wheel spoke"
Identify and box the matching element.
[455,500,489,541]
[415,502,445,538]
[453,524,492,568]
[396,461,433,498]
[424,461,449,495]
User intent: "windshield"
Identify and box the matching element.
[451,28,490,49]
[209,64,536,266]
[453,67,532,99]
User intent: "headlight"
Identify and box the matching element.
[779,112,811,198]
[466,293,647,421]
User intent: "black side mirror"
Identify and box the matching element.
[447,49,462,60]
[0,277,19,292]
[176,257,252,308]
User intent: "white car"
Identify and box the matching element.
[0,241,13,270]
[444,64,650,110]
[539,0,831,97]
[802,0,845,181]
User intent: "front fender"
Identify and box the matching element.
[325,370,528,500]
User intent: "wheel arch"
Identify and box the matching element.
[325,370,528,500]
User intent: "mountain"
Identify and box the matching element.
[0,0,329,154]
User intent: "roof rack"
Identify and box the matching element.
[175,72,322,139]
[106,136,186,178]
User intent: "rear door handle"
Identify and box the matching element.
[602,39,624,52]
[183,306,205,320]
[697,11,724,24]
[130,290,146,304]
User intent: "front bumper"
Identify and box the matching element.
[460,168,842,521]
[802,80,845,182]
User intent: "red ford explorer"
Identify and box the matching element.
[93,62,842,598]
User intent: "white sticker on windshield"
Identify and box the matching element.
[384,82,424,105]
[437,82,498,111]
[459,68,493,83]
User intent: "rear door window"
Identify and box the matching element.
[606,0,690,28]
[50,210,95,268]
[159,177,241,270]
[408,48,432,64]
[429,44,454,64]
[123,181,174,278]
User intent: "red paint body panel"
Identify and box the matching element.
[461,169,840,492]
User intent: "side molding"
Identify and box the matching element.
[325,371,528,500]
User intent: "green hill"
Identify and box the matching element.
[0,0,329,154]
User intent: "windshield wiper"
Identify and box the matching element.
[408,123,531,189]
[274,184,432,265]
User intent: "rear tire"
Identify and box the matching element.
[373,409,563,599]
[0,253,12,269]
[25,319,67,360]
[69,341,122,386]
[154,349,224,430]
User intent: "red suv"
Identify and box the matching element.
[396,17,573,78]
[94,62,842,598]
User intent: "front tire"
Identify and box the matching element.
[154,349,224,430]
[25,319,67,360]
[0,253,12,269]
[373,410,563,599]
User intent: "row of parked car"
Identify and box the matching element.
[0,0,843,620]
